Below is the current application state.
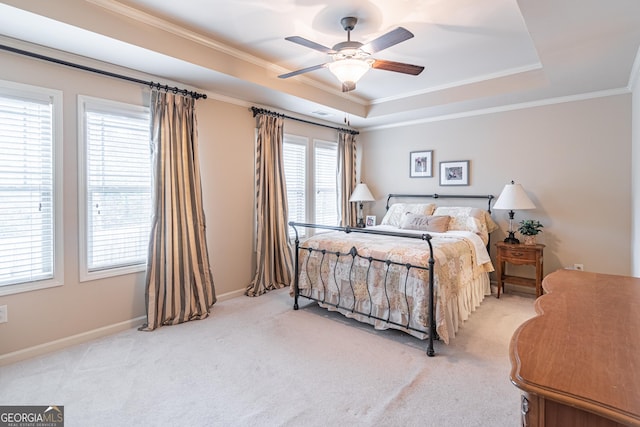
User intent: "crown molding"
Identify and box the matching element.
[628,45,640,92]
[86,0,365,104]
[370,62,543,105]
[362,87,631,131]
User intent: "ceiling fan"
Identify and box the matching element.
[278,17,424,92]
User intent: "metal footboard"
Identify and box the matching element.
[289,222,437,357]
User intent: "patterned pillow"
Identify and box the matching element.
[432,206,497,244]
[380,203,437,227]
[399,214,451,232]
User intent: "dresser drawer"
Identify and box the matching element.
[499,246,537,263]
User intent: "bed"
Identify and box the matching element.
[289,194,497,357]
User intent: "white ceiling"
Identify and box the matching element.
[0,0,639,130]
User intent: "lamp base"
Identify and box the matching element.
[356,201,366,228]
[503,231,520,244]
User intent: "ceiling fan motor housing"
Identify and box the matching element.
[340,17,358,32]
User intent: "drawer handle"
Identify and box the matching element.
[521,395,530,427]
[512,252,524,257]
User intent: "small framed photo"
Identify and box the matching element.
[440,160,469,186]
[410,150,433,178]
[365,215,376,227]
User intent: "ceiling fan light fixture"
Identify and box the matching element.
[328,58,372,86]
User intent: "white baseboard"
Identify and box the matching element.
[0,288,247,366]
[0,316,146,366]
[216,288,246,301]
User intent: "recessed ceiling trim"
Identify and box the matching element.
[88,0,264,66]
[88,0,369,105]
[370,62,544,105]
[362,87,630,132]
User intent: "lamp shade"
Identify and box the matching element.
[328,58,372,86]
[493,182,535,210]
[349,183,375,202]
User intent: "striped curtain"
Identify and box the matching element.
[337,131,357,227]
[140,90,216,331]
[246,114,294,297]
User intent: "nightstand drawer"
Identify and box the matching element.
[498,246,537,262]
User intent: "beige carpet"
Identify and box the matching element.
[0,288,536,426]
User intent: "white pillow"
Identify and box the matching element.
[380,203,437,227]
[432,206,496,244]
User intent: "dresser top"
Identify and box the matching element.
[509,269,640,426]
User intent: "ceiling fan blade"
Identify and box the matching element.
[278,63,327,79]
[361,27,414,53]
[285,36,335,54]
[372,59,424,75]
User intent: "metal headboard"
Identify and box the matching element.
[385,193,495,213]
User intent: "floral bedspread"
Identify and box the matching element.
[292,229,493,344]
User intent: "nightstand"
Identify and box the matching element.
[495,242,545,298]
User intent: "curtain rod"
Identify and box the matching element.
[250,106,359,135]
[0,43,207,100]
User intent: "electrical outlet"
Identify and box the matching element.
[0,305,7,323]
[574,264,584,271]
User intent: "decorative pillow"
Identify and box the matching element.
[483,211,499,233]
[432,206,496,244]
[399,213,451,232]
[380,203,436,227]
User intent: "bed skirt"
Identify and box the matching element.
[304,272,490,344]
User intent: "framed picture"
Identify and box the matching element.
[410,150,433,178]
[440,160,470,186]
[365,215,376,227]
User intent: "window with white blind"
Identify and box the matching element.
[314,141,338,226]
[79,96,151,281]
[0,81,63,296]
[283,135,307,238]
[283,134,338,238]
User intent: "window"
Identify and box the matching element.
[79,96,151,281]
[283,135,306,238]
[0,81,63,295]
[283,134,338,238]
[314,141,338,226]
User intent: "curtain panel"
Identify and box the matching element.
[140,90,216,331]
[338,131,357,227]
[246,114,294,297]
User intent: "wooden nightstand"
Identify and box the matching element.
[495,242,545,298]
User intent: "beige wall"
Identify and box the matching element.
[0,48,256,358]
[0,40,635,359]
[360,95,633,279]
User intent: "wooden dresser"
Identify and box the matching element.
[509,269,640,427]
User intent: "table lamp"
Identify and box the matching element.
[493,181,535,244]
[349,183,375,228]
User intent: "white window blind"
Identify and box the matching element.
[0,94,54,287]
[283,138,306,238]
[314,142,338,226]
[83,100,151,275]
[282,134,339,239]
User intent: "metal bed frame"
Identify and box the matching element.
[289,193,494,358]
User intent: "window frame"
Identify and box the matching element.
[0,79,64,296]
[312,138,339,227]
[282,133,339,238]
[283,134,309,239]
[78,95,151,282]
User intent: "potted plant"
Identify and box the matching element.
[518,219,543,245]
